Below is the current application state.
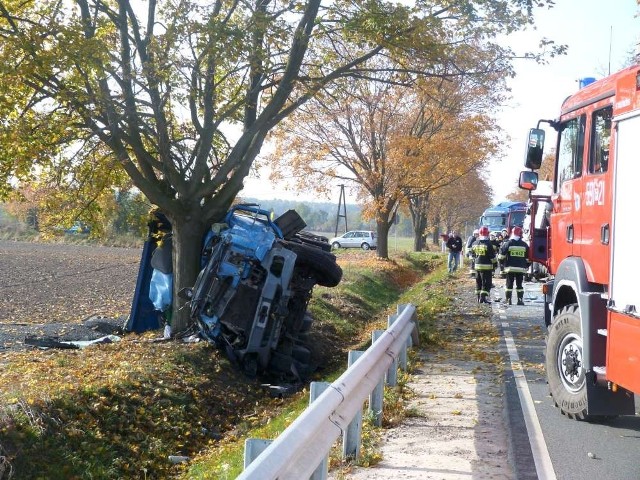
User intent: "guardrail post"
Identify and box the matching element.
[244,438,272,469]
[386,315,399,386]
[399,303,420,347]
[309,382,330,480]
[343,350,364,460]
[370,330,385,426]
[399,335,408,371]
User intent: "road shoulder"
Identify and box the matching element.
[332,273,514,479]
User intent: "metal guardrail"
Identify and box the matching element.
[237,303,419,479]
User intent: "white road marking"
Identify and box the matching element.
[503,330,557,480]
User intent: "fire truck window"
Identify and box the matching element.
[556,116,585,188]
[589,106,612,174]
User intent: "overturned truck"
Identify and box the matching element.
[130,204,343,380]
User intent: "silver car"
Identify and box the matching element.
[329,230,377,250]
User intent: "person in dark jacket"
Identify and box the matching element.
[489,233,501,270]
[465,229,479,271]
[500,226,530,305]
[446,231,463,273]
[472,226,497,303]
[496,230,508,275]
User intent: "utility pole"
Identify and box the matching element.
[335,184,348,237]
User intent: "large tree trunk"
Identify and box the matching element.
[376,215,392,259]
[413,217,427,251]
[432,213,441,245]
[170,216,209,334]
[408,194,429,252]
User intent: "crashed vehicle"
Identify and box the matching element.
[179,204,342,378]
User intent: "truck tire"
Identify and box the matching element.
[546,304,589,420]
[283,241,343,287]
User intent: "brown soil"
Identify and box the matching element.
[0,241,141,350]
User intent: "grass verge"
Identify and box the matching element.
[0,251,447,479]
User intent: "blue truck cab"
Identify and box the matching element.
[479,201,527,236]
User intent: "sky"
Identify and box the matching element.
[240,0,640,205]
[490,0,640,202]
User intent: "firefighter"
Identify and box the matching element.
[496,229,510,276]
[489,233,501,259]
[500,226,530,305]
[472,226,496,303]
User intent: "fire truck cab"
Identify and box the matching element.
[519,64,640,420]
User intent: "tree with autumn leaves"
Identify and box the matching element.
[0,0,564,331]
[268,71,501,257]
[395,75,501,252]
[407,170,492,251]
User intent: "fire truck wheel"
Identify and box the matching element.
[546,304,589,420]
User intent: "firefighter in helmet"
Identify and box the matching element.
[472,226,497,303]
[497,228,509,275]
[500,226,530,305]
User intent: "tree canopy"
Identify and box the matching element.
[267,67,503,256]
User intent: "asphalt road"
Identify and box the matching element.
[492,280,640,480]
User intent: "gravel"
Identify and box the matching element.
[0,240,143,351]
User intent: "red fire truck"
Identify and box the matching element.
[519,64,640,420]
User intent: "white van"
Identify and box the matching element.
[329,231,377,250]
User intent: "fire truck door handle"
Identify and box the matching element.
[566,224,574,243]
[601,224,610,245]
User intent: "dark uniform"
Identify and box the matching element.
[500,233,530,305]
[489,234,501,273]
[465,231,479,271]
[472,233,497,303]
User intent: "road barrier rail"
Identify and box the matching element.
[237,303,419,479]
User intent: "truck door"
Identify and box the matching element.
[550,115,586,272]
[526,195,552,267]
[577,106,612,284]
[607,111,640,392]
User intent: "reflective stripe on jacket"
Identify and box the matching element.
[472,239,496,271]
[500,238,530,273]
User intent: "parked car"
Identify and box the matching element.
[329,230,377,250]
[64,221,90,234]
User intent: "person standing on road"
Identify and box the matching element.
[496,229,509,275]
[446,231,464,273]
[500,226,530,305]
[472,226,496,303]
[489,233,501,270]
[465,229,479,272]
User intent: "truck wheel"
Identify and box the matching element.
[283,241,343,287]
[546,304,589,420]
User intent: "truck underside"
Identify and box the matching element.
[184,206,343,381]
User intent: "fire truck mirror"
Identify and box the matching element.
[519,170,539,191]
[524,128,545,169]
